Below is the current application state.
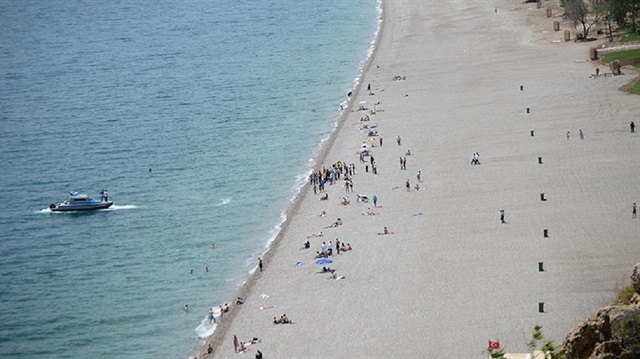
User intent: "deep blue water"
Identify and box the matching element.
[0,1,379,358]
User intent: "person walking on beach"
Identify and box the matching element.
[397,136,401,146]
[417,170,422,182]
[566,131,570,140]
[500,209,506,224]
[579,129,584,140]
[258,258,263,272]
[372,194,378,207]
[406,179,411,192]
[633,203,637,218]
[631,121,635,133]
[379,137,383,147]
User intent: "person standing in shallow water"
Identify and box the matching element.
[258,257,263,272]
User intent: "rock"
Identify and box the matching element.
[561,264,640,359]
[561,316,603,359]
[631,263,640,294]
[589,340,631,359]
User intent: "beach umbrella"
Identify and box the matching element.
[315,258,332,265]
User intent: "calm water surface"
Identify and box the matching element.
[0,0,379,358]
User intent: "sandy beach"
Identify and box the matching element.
[204,0,639,357]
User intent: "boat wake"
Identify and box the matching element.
[107,204,137,210]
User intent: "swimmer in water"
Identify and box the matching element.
[185,304,189,311]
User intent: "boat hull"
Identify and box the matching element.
[50,201,113,212]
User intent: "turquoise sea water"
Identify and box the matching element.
[0,1,379,358]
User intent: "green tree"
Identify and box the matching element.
[528,325,564,359]
[563,0,608,39]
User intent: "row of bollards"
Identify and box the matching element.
[522,84,549,314]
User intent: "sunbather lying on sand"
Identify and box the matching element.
[340,243,353,252]
[339,197,350,206]
[242,337,262,345]
[300,240,310,250]
[307,231,323,238]
[319,266,335,273]
[328,272,346,280]
[326,218,342,228]
[320,193,328,201]
[362,208,378,216]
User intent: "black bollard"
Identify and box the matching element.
[530,130,535,137]
[540,193,546,201]
[538,157,543,164]
[526,107,530,113]
[543,229,549,238]
[520,85,524,91]
[539,302,545,313]
[538,262,544,272]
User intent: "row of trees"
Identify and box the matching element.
[561,0,640,40]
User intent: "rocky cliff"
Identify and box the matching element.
[560,263,640,359]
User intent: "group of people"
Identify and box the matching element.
[99,189,109,202]
[471,152,481,165]
[399,156,408,170]
[273,314,292,324]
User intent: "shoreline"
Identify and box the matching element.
[196,0,387,355]
[201,0,639,357]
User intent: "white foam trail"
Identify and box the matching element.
[107,204,137,210]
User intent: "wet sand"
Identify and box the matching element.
[204,0,640,357]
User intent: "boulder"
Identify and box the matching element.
[561,316,603,359]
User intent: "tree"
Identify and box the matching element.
[608,0,632,27]
[563,0,608,39]
[528,325,564,359]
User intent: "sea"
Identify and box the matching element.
[0,1,380,358]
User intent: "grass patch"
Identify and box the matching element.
[613,285,636,305]
[619,32,640,43]
[601,49,640,94]
[631,79,640,95]
[601,49,640,64]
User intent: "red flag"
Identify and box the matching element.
[488,340,501,350]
